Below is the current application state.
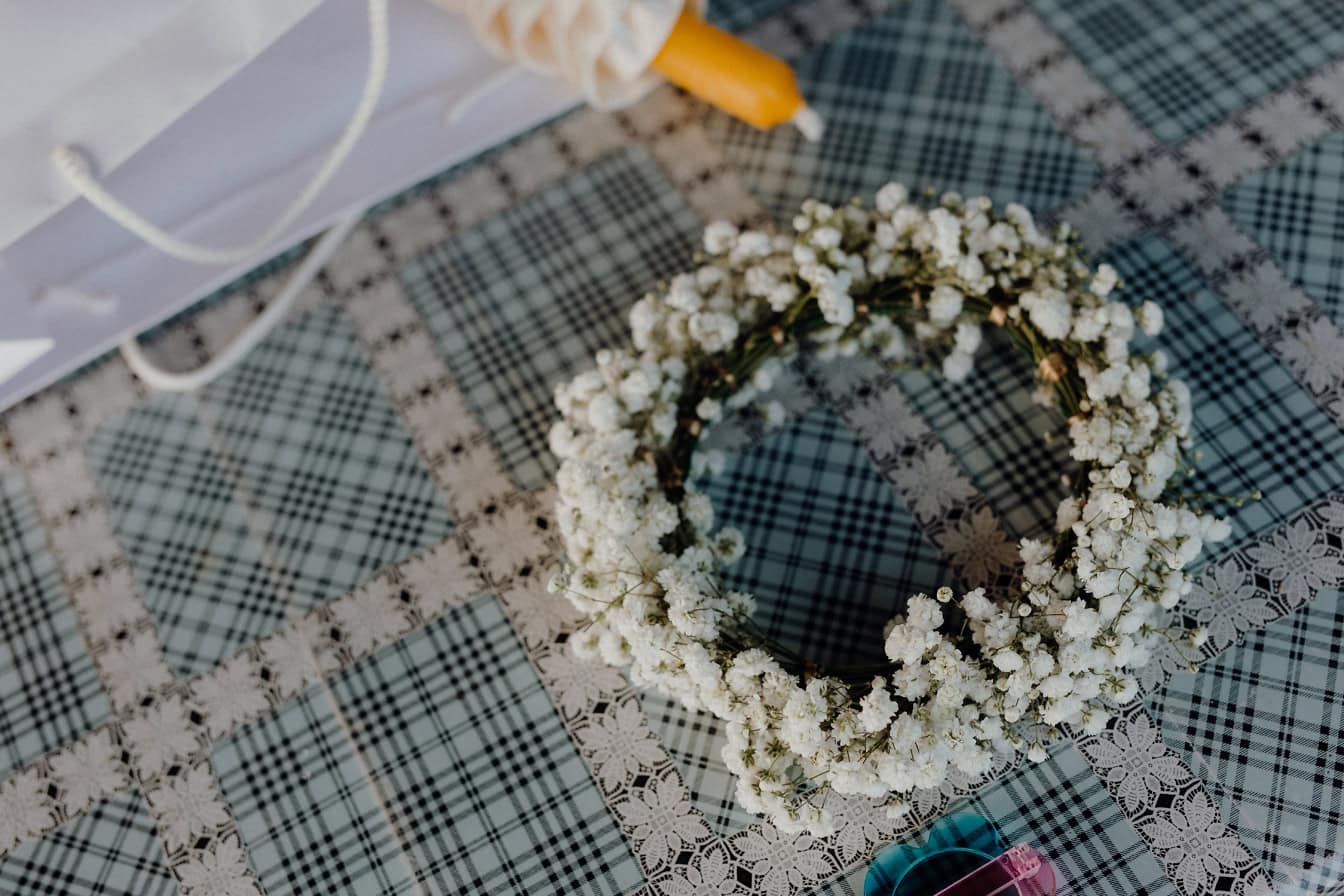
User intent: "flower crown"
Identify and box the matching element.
[548,184,1229,836]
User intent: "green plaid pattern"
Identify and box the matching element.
[705,406,951,669]
[0,791,176,896]
[1100,235,1344,551]
[964,744,1178,896]
[708,0,799,31]
[213,685,419,895]
[707,0,1098,219]
[88,397,282,678]
[897,341,1073,542]
[202,305,454,604]
[1151,593,1344,893]
[399,147,703,491]
[331,596,644,894]
[1028,0,1344,141]
[1223,132,1344,326]
[9,0,1344,889]
[0,474,109,777]
[639,690,757,837]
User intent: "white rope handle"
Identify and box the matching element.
[119,209,363,391]
[51,0,389,391]
[51,0,390,267]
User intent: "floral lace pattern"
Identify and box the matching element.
[1078,708,1274,896]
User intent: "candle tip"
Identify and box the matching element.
[791,105,825,142]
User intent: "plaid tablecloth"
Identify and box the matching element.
[2,1,1343,894]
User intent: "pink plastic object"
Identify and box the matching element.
[932,845,1057,896]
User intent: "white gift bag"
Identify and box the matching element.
[0,0,323,250]
[0,0,578,409]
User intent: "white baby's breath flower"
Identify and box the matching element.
[761,401,788,428]
[696,397,722,422]
[928,285,963,327]
[954,321,982,354]
[942,351,973,382]
[1091,263,1118,297]
[876,182,909,214]
[1137,301,1164,336]
[703,221,738,255]
[1020,288,1072,340]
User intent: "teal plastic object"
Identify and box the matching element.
[864,814,1057,896]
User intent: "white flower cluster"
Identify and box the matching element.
[547,185,1228,836]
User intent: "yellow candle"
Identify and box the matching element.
[651,8,824,140]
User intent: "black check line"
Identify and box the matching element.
[707,407,953,669]
[0,790,177,896]
[88,399,286,678]
[402,148,702,490]
[709,0,1098,220]
[199,305,454,606]
[1150,596,1344,887]
[639,690,751,836]
[973,746,1175,896]
[1222,135,1344,324]
[213,689,419,894]
[0,477,108,771]
[15,0,1344,891]
[332,599,642,894]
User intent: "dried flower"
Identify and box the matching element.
[548,183,1227,835]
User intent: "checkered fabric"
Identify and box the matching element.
[331,596,644,894]
[1151,591,1344,893]
[1100,235,1344,550]
[964,745,1179,896]
[0,474,109,777]
[88,397,283,678]
[704,406,952,669]
[1029,0,1344,141]
[400,146,704,491]
[639,690,757,837]
[0,790,177,896]
[707,0,798,30]
[1223,132,1344,327]
[213,686,419,895]
[11,0,1344,891]
[201,304,455,605]
[706,0,1099,219]
[897,343,1073,542]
